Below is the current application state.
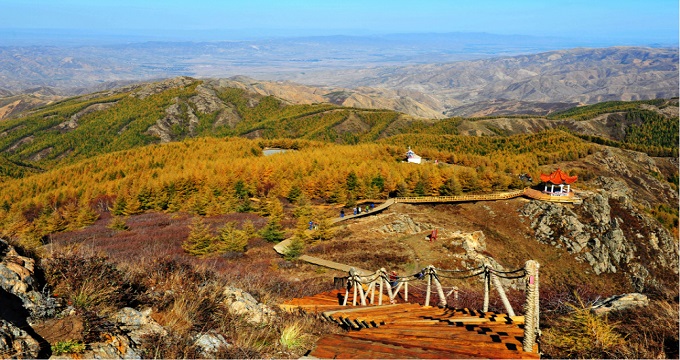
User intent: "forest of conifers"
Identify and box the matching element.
[0,79,676,249]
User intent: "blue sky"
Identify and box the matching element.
[1,0,678,43]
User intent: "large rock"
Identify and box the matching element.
[591,293,649,315]
[193,332,231,358]
[376,213,432,234]
[112,307,166,346]
[222,287,276,324]
[445,230,519,288]
[0,239,59,322]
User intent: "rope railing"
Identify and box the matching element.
[342,261,540,352]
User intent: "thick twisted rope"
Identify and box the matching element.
[522,260,540,353]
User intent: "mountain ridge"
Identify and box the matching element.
[0,46,676,118]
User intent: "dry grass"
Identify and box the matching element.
[542,296,626,358]
[39,247,339,359]
[609,299,680,359]
[42,251,139,315]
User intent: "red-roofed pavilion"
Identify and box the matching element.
[539,168,577,195]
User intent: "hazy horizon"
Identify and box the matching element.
[1,0,678,46]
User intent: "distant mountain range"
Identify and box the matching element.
[0,42,677,118]
[280,47,679,117]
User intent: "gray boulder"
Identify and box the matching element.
[591,293,649,315]
[112,307,166,346]
[223,286,276,324]
[194,332,231,357]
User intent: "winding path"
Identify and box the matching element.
[274,188,580,274]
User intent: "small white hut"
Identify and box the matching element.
[406,147,422,164]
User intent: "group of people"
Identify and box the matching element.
[308,221,319,230]
[339,203,375,218]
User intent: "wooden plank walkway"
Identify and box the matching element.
[281,291,539,359]
[274,187,579,275]
[330,198,396,224]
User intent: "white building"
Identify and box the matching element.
[406,147,422,164]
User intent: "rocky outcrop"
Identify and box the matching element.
[0,239,55,358]
[520,178,679,291]
[443,230,517,284]
[147,97,200,143]
[0,239,56,320]
[190,83,242,128]
[375,213,433,235]
[223,286,276,324]
[61,307,166,359]
[591,293,649,315]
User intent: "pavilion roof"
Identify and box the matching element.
[539,168,578,185]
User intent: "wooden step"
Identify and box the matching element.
[342,331,538,359]
[310,334,476,359]
[281,289,539,359]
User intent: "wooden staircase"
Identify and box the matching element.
[282,291,540,359]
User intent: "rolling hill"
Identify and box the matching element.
[0,76,677,359]
[0,77,677,178]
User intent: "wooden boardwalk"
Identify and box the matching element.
[282,290,539,359]
[274,188,579,274]
[274,188,558,358]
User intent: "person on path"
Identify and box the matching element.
[389,271,398,288]
[428,228,438,242]
[340,209,345,218]
[353,207,357,215]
